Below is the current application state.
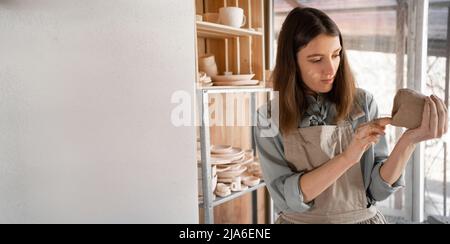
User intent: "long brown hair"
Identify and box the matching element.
[273,7,356,134]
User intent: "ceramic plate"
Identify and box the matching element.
[211,145,233,154]
[212,74,255,82]
[213,80,260,86]
[217,166,247,178]
[211,147,244,159]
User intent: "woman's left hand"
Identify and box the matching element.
[402,95,448,144]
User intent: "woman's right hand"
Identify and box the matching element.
[401,95,448,144]
[342,118,391,165]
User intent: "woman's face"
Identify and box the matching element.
[296,34,342,94]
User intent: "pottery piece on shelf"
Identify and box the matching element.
[217,177,234,183]
[212,74,255,82]
[223,71,233,76]
[229,164,243,171]
[212,155,244,164]
[199,54,218,78]
[213,80,260,86]
[212,175,218,192]
[210,159,233,165]
[215,183,231,197]
[211,147,244,158]
[230,177,241,191]
[203,82,213,87]
[198,72,212,83]
[216,189,231,198]
[230,153,254,165]
[211,145,233,154]
[212,165,217,177]
[230,176,248,192]
[242,176,261,187]
[218,7,246,28]
[216,165,232,173]
[211,149,245,163]
[231,182,248,192]
[247,162,263,178]
[217,166,247,179]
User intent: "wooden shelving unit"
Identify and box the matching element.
[195,0,265,86]
[199,182,266,207]
[195,0,271,224]
[196,21,263,38]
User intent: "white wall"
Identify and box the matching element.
[0,0,198,223]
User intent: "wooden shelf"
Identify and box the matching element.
[196,21,263,39]
[198,182,266,208]
[197,85,272,94]
[195,0,268,224]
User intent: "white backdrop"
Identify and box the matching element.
[0,0,198,223]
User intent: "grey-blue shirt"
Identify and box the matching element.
[253,88,404,214]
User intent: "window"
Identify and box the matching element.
[425,0,449,219]
[272,0,450,222]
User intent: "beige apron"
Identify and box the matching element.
[279,120,385,224]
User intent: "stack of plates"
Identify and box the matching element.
[210,146,245,164]
[212,74,259,86]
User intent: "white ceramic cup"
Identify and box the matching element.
[219,7,246,28]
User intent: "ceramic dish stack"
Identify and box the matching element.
[246,160,262,178]
[210,145,262,193]
[234,158,263,188]
[212,74,259,86]
[210,145,246,165]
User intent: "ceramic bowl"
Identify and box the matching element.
[213,80,260,86]
[212,74,255,82]
[215,183,231,197]
[211,148,245,161]
[217,177,234,183]
[211,145,233,154]
[210,158,233,165]
[216,165,231,173]
[242,176,260,187]
[217,166,247,178]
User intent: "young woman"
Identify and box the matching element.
[254,7,448,224]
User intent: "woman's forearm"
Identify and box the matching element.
[380,136,416,185]
[299,154,354,203]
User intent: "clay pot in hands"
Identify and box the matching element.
[391,89,427,129]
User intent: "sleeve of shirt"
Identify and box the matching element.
[366,92,405,201]
[253,105,313,213]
